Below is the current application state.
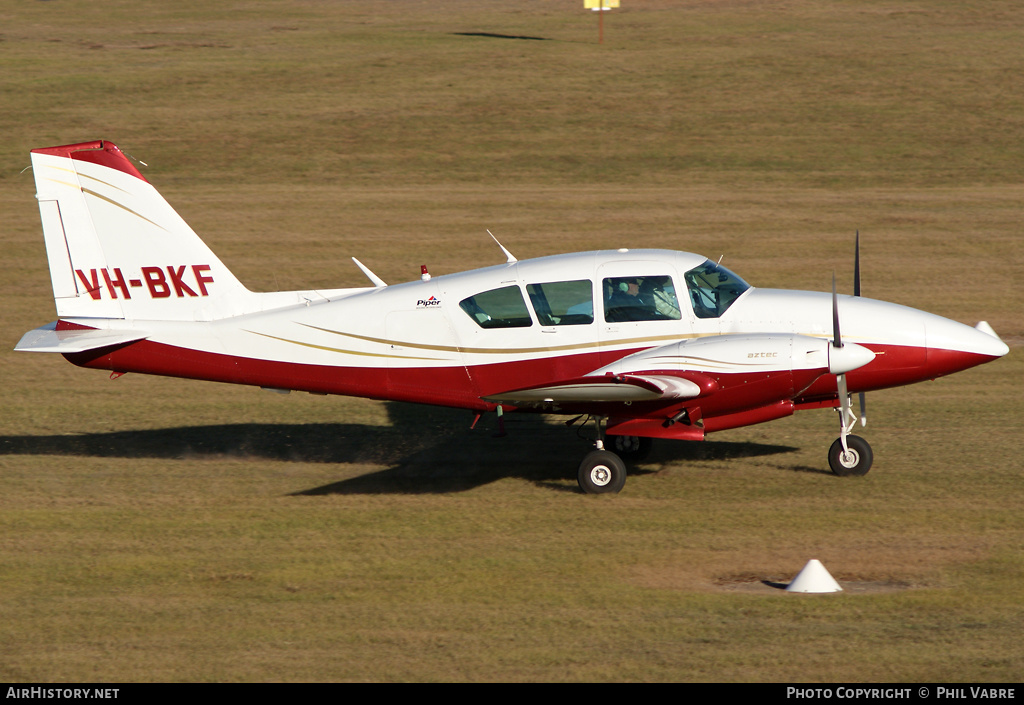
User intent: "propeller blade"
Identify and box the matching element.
[854,230,861,298]
[854,232,865,425]
[832,271,842,349]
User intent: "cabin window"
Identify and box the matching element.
[526,280,594,326]
[683,260,750,319]
[459,285,533,329]
[602,275,681,322]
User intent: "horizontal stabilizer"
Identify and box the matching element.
[483,373,702,406]
[15,322,147,353]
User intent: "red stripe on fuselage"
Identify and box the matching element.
[59,333,999,424]
[63,338,481,410]
[62,338,818,420]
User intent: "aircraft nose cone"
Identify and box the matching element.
[929,318,1009,358]
[925,318,1010,378]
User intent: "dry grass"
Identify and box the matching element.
[1,0,1022,682]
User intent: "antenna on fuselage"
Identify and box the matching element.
[351,257,387,288]
[487,230,517,264]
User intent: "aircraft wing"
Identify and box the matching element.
[15,322,148,353]
[481,373,705,406]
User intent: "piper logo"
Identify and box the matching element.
[416,296,442,308]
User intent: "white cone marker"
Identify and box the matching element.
[786,559,843,593]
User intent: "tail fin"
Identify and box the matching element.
[31,141,254,321]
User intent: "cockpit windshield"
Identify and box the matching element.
[683,260,750,319]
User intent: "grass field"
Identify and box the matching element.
[1,0,1022,682]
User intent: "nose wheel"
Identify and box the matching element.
[828,434,873,476]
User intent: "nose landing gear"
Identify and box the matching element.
[830,378,873,477]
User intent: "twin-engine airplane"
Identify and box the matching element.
[16,141,1010,493]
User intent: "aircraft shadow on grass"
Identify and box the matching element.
[1,402,801,494]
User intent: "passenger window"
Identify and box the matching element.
[603,275,681,322]
[459,285,533,329]
[526,280,594,326]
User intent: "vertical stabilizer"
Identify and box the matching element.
[30,141,254,321]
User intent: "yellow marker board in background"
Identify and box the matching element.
[585,0,619,43]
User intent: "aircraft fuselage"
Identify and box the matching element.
[57,249,1006,431]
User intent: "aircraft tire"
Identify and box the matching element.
[578,450,627,494]
[828,435,873,477]
[607,434,653,461]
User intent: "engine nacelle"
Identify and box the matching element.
[593,333,873,379]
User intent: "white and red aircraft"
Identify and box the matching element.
[16,141,1010,493]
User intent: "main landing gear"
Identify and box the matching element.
[576,416,644,494]
[578,449,627,494]
[607,433,653,461]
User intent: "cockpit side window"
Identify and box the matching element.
[603,275,681,323]
[459,285,533,329]
[526,280,593,326]
[683,260,750,319]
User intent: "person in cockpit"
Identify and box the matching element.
[605,277,650,321]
